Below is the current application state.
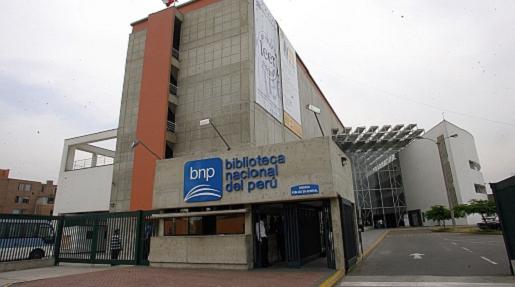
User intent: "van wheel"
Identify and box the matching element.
[29,249,45,259]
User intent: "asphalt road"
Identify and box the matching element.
[350,229,511,276]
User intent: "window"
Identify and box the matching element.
[469,160,481,171]
[164,217,188,236]
[164,214,245,236]
[15,196,29,204]
[474,184,486,194]
[217,214,245,234]
[189,216,203,235]
[18,183,31,191]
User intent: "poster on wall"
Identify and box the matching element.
[254,0,283,123]
[279,29,302,138]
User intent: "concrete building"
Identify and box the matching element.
[53,129,116,215]
[0,169,57,215]
[55,0,360,272]
[399,120,488,226]
[109,0,345,213]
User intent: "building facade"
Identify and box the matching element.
[399,120,488,226]
[101,0,357,271]
[0,169,57,215]
[109,0,345,213]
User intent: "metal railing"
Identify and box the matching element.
[0,211,159,266]
[167,121,176,133]
[172,47,180,60]
[72,156,114,171]
[169,83,178,96]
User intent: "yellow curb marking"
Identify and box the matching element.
[319,269,344,287]
[362,230,390,259]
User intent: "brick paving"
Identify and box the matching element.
[13,266,333,287]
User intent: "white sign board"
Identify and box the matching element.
[279,29,302,137]
[254,0,283,123]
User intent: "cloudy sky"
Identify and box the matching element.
[0,0,514,184]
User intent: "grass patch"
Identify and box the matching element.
[432,226,502,235]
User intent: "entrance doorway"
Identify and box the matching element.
[407,209,423,227]
[252,200,335,269]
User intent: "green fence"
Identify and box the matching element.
[0,214,60,262]
[0,211,158,266]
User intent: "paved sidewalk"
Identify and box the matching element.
[361,229,388,253]
[0,264,122,286]
[9,266,332,287]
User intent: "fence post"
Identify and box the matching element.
[54,216,65,266]
[90,218,99,261]
[135,210,144,265]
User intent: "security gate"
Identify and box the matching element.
[0,211,157,266]
[55,211,157,266]
[340,197,358,271]
[322,200,336,269]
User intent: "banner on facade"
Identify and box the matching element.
[279,29,302,138]
[254,0,283,123]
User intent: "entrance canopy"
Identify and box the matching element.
[332,124,423,170]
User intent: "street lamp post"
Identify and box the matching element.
[200,118,231,151]
[416,133,458,226]
[130,140,162,160]
[306,104,324,136]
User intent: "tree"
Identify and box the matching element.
[460,199,497,224]
[425,205,452,228]
[453,204,469,218]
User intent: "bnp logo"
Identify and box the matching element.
[183,158,223,203]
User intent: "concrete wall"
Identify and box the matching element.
[153,137,353,209]
[110,30,147,212]
[329,140,354,201]
[399,120,488,225]
[54,165,112,215]
[149,234,251,269]
[174,0,253,156]
[54,129,116,215]
[0,258,54,273]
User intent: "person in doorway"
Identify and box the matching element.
[110,229,122,265]
[143,223,153,260]
[255,218,269,267]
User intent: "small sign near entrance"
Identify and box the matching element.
[291,184,319,196]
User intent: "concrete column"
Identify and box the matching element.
[245,204,254,269]
[330,197,345,270]
[65,146,76,171]
[91,153,98,167]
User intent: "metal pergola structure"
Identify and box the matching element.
[332,124,424,228]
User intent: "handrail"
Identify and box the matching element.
[167,121,176,133]
[169,83,178,96]
[172,48,180,60]
[71,156,114,170]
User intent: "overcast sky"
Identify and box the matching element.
[0,0,514,185]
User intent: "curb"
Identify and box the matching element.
[319,269,344,287]
[362,230,390,259]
